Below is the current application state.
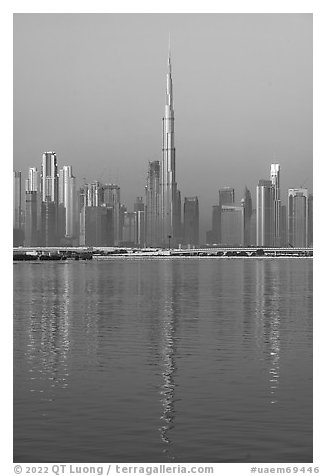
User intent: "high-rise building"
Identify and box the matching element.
[134,197,145,247]
[13,171,24,246]
[41,200,57,246]
[161,48,179,247]
[104,184,121,245]
[242,187,252,246]
[59,165,76,239]
[122,211,137,246]
[288,188,309,247]
[40,152,58,245]
[87,181,105,207]
[175,189,182,244]
[211,205,221,244]
[308,194,313,248]
[78,184,88,246]
[250,209,257,246]
[26,167,40,193]
[145,160,160,246]
[25,191,38,246]
[85,206,114,246]
[219,187,235,206]
[79,181,106,245]
[280,204,287,247]
[270,164,281,246]
[256,179,275,246]
[13,171,22,230]
[41,152,58,203]
[134,197,145,213]
[183,197,199,246]
[221,205,244,246]
[25,167,41,245]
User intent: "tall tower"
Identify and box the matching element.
[242,187,252,246]
[270,164,281,246]
[13,171,24,246]
[183,197,199,246]
[145,160,160,246]
[161,45,178,246]
[58,165,76,239]
[40,152,59,246]
[256,179,275,246]
[288,188,309,247]
[13,171,22,231]
[104,184,121,245]
[25,167,41,246]
[41,152,58,203]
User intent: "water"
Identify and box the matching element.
[13,258,313,463]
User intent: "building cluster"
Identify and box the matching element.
[13,50,313,249]
[206,165,313,248]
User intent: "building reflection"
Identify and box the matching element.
[158,261,178,460]
[157,260,200,460]
[255,260,281,404]
[24,263,71,396]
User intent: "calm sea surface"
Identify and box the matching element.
[13,258,313,463]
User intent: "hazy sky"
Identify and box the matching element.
[13,13,312,233]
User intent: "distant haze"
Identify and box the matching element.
[13,13,312,237]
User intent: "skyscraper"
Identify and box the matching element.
[183,197,199,246]
[220,205,244,246]
[134,197,145,247]
[242,187,252,246]
[270,164,281,246]
[256,179,275,246]
[25,191,38,246]
[41,152,58,203]
[308,194,313,248]
[13,171,22,231]
[78,182,97,246]
[161,47,179,247]
[219,187,235,206]
[59,165,76,239]
[145,160,160,246]
[26,167,40,193]
[280,204,287,247]
[41,152,58,245]
[85,206,114,246]
[104,184,121,245]
[122,211,138,246]
[211,205,221,244]
[25,167,41,245]
[288,188,309,247]
[13,171,24,246]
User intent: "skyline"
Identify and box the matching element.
[13,13,312,236]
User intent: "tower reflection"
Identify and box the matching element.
[158,261,178,460]
[255,260,281,404]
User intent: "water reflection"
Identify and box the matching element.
[14,259,312,463]
[158,262,178,460]
[23,263,71,396]
[255,260,281,404]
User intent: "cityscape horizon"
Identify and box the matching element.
[12,11,315,468]
[13,13,312,241]
[13,18,312,249]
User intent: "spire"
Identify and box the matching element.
[168,33,171,73]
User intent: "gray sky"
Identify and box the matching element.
[13,13,312,233]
